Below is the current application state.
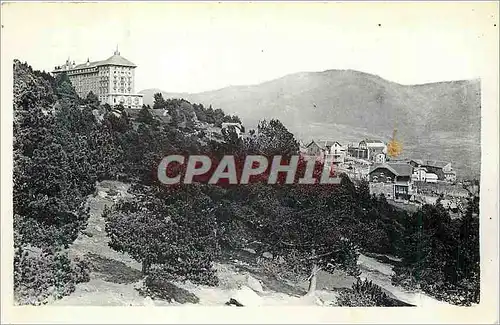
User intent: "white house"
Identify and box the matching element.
[221,122,244,137]
[359,139,387,161]
[412,166,427,182]
[409,159,455,181]
[444,169,457,183]
[425,173,438,183]
[304,140,346,164]
[319,140,347,164]
[304,140,324,158]
[375,153,386,163]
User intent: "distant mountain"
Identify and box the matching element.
[140,69,481,178]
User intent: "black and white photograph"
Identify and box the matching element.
[1,1,498,324]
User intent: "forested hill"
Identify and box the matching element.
[140,70,480,137]
[13,60,479,308]
[140,70,481,178]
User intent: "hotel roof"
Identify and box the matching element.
[53,51,136,73]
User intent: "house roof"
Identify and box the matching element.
[410,159,450,168]
[410,159,424,166]
[319,140,342,148]
[362,139,385,144]
[425,160,450,168]
[413,165,428,172]
[306,140,343,150]
[360,139,386,148]
[306,140,323,149]
[369,163,413,177]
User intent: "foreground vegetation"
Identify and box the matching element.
[13,60,480,306]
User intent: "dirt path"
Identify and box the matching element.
[52,181,155,306]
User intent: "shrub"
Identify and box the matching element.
[256,250,310,284]
[153,262,219,287]
[105,185,220,283]
[392,266,479,306]
[13,247,90,305]
[392,198,480,306]
[138,268,200,304]
[337,278,396,307]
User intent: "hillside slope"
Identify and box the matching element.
[140,70,481,177]
[53,181,444,307]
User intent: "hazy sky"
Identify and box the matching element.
[2,2,497,93]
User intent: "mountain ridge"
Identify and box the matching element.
[141,69,479,99]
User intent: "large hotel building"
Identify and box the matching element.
[52,48,143,109]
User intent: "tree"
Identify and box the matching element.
[103,110,130,133]
[54,72,80,102]
[392,195,480,305]
[167,104,183,126]
[356,180,371,203]
[13,60,96,303]
[136,105,157,125]
[104,185,220,284]
[256,119,299,157]
[153,92,167,110]
[115,103,126,112]
[222,114,242,124]
[213,108,225,127]
[85,91,99,107]
[455,195,480,303]
[248,180,361,295]
[193,103,208,123]
[13,61,97,249]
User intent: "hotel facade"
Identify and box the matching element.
[52,49,143,109]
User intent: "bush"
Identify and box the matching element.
[392,198,480,306]
[138,268,200,304]
[392,266,479,306]
[153,262,219,287]
[104,185,220,283]
[337,278,398,307]
[13,247,90,305]
[256,250,310,284]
